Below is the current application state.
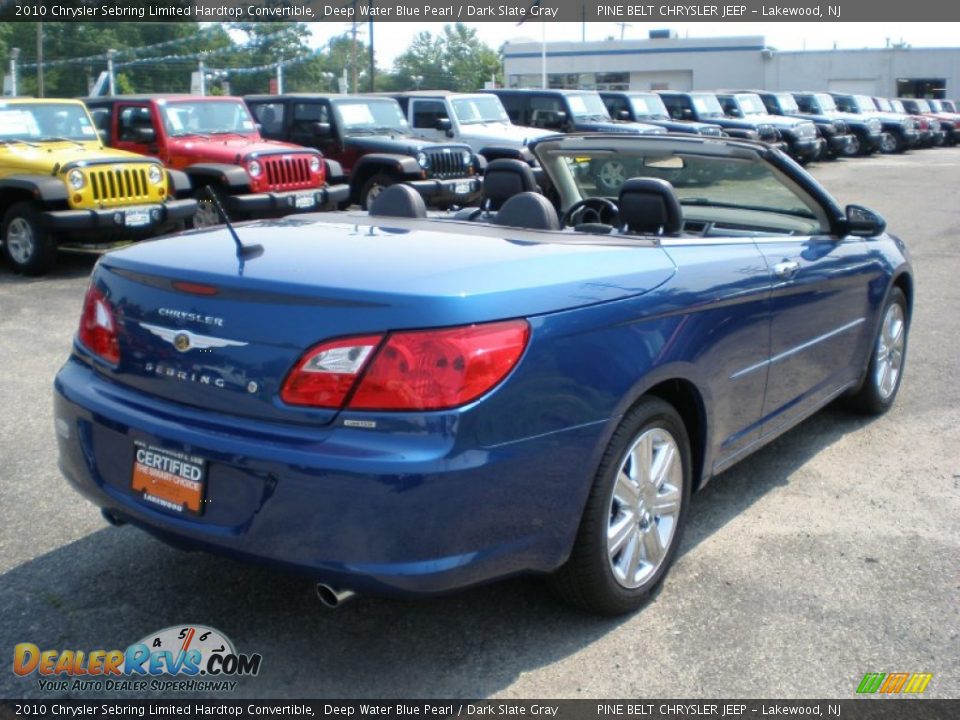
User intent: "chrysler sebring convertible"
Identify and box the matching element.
[54,134,911,615]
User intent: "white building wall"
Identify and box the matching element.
[504,37,960,98]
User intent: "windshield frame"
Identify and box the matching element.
[564,93,613,121]
[450,96,510,125]
[0,102,99,143]
[627,94,671,121]
[158,99,257,137]
[332,98,409,134]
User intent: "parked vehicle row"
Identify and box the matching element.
[3,88,957,275]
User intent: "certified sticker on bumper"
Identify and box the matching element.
[124,209,152,227]
[294,193,316,209]
[131,442,206,515]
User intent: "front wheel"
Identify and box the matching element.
[360,173,397,211]
[1,201,57,276]
[844,288,909,415]
[550,398,691,615]
[190,187,229,229]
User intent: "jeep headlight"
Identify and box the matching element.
[417,151,430,169]
[147,165,164,185]
[247,160,262,178]
[309,156,321,173]
[67,169,86,191]
[461,149,472,165]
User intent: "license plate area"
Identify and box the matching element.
[453,181,473,195]
[124,208,152,227]
[131,441,206,516]
[294,193,316,209]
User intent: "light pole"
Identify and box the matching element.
[412,74,423,90]
[9,48,20,96]
[106,49,116,95]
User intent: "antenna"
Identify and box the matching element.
[202,186,263,263]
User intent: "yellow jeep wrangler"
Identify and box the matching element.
[0,98,196,275]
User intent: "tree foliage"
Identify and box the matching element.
[1,21,501,98]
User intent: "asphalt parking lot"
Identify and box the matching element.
[1,149,958,700]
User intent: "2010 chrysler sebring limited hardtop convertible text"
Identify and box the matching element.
[53,134,912,615]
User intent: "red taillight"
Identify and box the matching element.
[280,320,530,411]
[171,280,219,296]
[281,335,383,408]
[78,285,120,364]
[350,320,530,410]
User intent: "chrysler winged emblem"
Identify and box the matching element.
[139,323,248,352]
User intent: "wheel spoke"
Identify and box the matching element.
[620,531,641,581]
[651,442,676,490]
[629,433,653,486]
[641,525,665,565]
[608,515,635,558]
[653,486,681,517]
[613,471,640,508]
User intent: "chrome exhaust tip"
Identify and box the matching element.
[315,583,356,609]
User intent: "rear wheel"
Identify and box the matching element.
[843,134,861,157]
[2,201,57,276]
[550,398,691,615]
[845,288,909,415]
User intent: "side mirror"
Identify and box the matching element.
[844,204,886,237]
[435,117,452,132]
[617,109,631,121]
[132,126,155,143]
[728,107,742,117]
[312,122,332,137]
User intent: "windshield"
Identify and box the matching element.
[815,94,837,112]
[874,98,892,112]
[541,143,821,233]
[852,95,876,113]
[927,100,942,112]
[913,99,931,112]
[941,100,956,112]
[451,96,509,125]
[891,100,906,113]
[691,94,726,119]
[628,95,670,120]
[776,94,799,113]
[159,100,256,136]
[566,93,611,121]
[333,99,407,133]
[0,102,98,142]
[736,95,768,116]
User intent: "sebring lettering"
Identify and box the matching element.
[144,362,226,388]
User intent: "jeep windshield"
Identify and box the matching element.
[452,96,510,125]
[628,95,670,121]
[775,94,800,113]
[814,94,838,112]
[333,99,408,135]
[0,103,98,143]
[565,94,612,122]
[734,95,768,116]
[690,94,726,119]
[159,100,256,137]
[844,95,877,114]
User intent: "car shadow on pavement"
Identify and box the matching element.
[0,250,100,283]
[0,407,874,701]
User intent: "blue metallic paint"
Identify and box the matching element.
[53,150,911,597]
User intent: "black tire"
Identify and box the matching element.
[844,288,909,415]
[843,134,861,157]
[550,397,692,616]
[1,201,57,276]
[360,173,397,211]
[189,186,229,229]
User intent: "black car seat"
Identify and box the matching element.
[618,177,683,235]
[492,192,560,231]
[369,184,427,219]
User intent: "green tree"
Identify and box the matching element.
[392,23,501,92]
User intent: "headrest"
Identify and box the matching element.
[493,192,559,231]
[369,184,427,219]
[618,177,683,235]
[483,159,539,211]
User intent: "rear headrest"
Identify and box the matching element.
[618,177,683,235]
[369,184,427,219]
[493,192,559,231]
[483,159,539,211]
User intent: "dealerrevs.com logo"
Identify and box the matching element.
[13,625,262,693]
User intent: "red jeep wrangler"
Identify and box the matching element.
[84,95,349,227]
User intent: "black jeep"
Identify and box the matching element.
[245,94,482,209]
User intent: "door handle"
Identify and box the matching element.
[773,260,800,279]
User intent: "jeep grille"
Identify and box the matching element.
[424,148,468,179]
[262,156,314,190]
[90,167,152,203]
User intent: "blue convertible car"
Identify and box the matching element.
[54,134,911,615]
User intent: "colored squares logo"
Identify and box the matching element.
[857,672,933,694]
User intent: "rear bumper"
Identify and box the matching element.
[53,358,599,596]
[227,184,351,216]
[406,177,483,207]
[42,199,197,237]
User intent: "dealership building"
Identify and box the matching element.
[502,34,960,99]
